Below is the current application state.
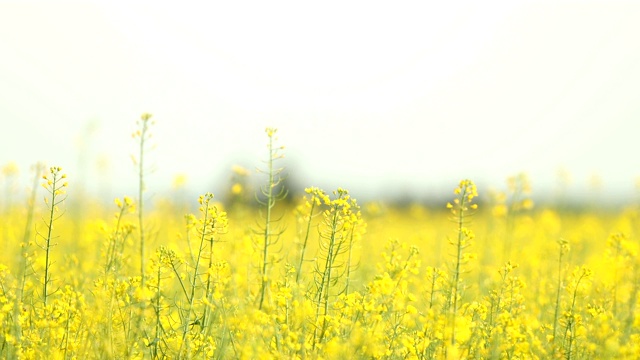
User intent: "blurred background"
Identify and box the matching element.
[1,1,639,206]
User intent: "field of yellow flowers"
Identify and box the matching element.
[1,117,639,359]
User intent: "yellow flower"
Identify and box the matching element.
[231,183,243,195]
[1,162,19,176]
[172,174,187,188]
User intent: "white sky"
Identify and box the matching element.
[1,1,639,203]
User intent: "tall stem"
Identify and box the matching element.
[138,119,147,284]
[451,189,466,346]
[296,198,316,284]
[43,184,57,307]
[258,134,274,309]
[41,167,67,307]
[135,113,152,285]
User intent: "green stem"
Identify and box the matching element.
[296,198,316,284]
[344,225,356,295]
[43,171,63,307]
[451,188,467,347]
[259,133,276,310]
[138,118,148,285]
[552,245,564,349]
[313,206,341,347]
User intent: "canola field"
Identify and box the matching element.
[1,117,639,359]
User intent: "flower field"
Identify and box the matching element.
[1,119,639,359]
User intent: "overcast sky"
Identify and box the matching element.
[1,1,639,203]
